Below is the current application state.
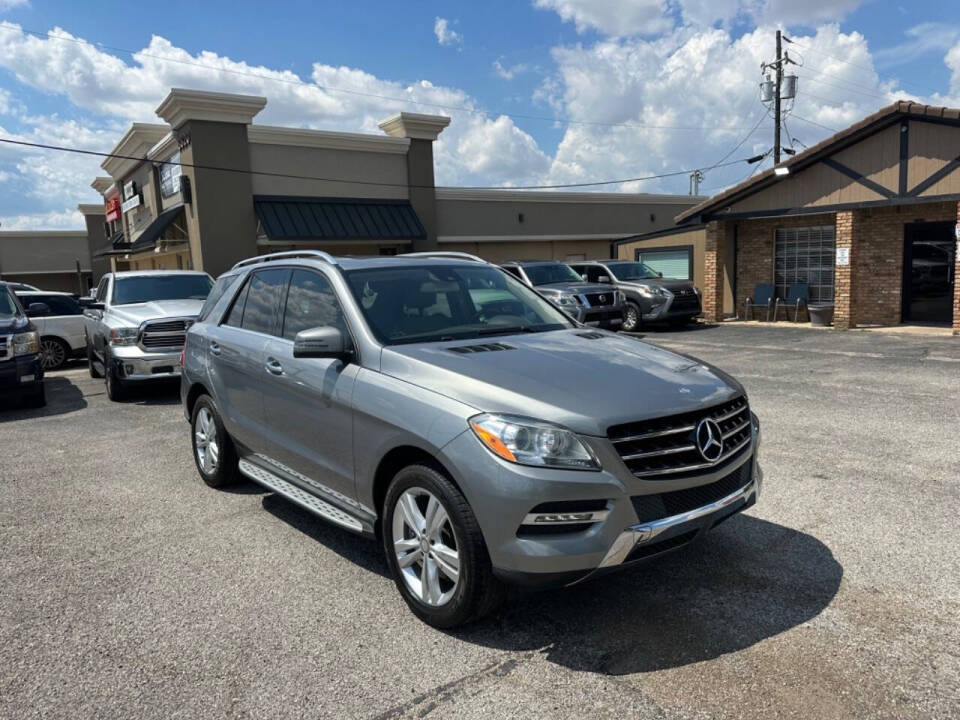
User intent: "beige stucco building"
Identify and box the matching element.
[89,88,702,278]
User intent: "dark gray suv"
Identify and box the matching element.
[570,260,702,332]
[181,251,761,627]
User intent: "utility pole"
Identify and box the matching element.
[774,30,782,164]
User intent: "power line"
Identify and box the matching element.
[0,135,755,191]
[0,24,760,133]
[790,114,838,133]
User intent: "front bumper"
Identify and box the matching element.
[642,294,702,321]
[109,345,182,381]
[570,305,624,327]
[440,414,761,586]
[0,353,44,397]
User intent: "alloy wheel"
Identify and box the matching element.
[392,487,460,607]
[40,339,66,370]
[624,304,639,331]
[194,407,220,475]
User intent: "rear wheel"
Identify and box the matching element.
[383,463,503,628]
[191,395,239,488]
[621,301,642,332]
[40,337,68,370]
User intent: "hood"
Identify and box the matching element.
[380,329,743,436]
[0,314,31,334]
[621,278,695,293]
[535,282,615,295]
[109,298,205,325]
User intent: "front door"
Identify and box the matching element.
[261,269,357,504]
[903,222,956,324]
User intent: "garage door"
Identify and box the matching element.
[636,248,692,280]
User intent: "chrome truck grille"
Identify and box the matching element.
[608,396,752,478]
[138,318,193,350]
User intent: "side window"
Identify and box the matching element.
[281,270,346,340]
[240,268,289,336]
[45,296,82,315]
[21,296,43,317]
[502,266,522,279]
[223,277,250,328]
[198,274,239,322]
[568,264,585,280]
[586,266,607,283]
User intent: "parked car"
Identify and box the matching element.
[181,251,762,628]
[84,270,213,401]
[0,282,45,407]
[569,260,702,332]
[15,291,86,370]
[500,260,624,329]
[2,282,41,292]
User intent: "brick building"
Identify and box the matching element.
[616,101,960,335]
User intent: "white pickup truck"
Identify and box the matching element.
[84,270,213,401]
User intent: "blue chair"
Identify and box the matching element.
[744,283,776,321]
[775,283,809,322]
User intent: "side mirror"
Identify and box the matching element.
[293,326,350,360]
[85,301,105,311]
[579,273,588,281]
[27,302,50,316]
[597,275,611,283]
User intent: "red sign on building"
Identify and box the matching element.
[105,196,121,222]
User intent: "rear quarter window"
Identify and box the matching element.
[197,274,240,322]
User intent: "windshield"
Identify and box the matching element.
[607,262,661,281]
[0,287,21,317]
[344,265,572,345]
[522,263,582,286]
[112,274,213,305]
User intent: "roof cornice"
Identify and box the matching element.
[436,188,705,204]
[378,112,450,140]
[146,132,178,161]
[100,123,169,179]
[91,176,113,194]
[77,204,105,215]
[156,88,266,129]
[248,125,410,154]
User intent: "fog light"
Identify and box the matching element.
[125,364,134,375]
[521,510,610,525]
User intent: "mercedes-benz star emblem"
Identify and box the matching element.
[695,418,724,463]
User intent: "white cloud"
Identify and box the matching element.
[0,0,29,11]
[534,0,671,37]
[433,17,462,49]
[873,23,960,69]
[493,59,531,80]
[0,87,9,114]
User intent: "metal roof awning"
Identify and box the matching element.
[93,229,128,258]
[127,205,186,253]
[254,196,426,242]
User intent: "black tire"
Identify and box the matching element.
[23,383,46,408]
[622,301,643,332]
[190,394,240,488]
[383,463,503,628]
[40,337,69,371]
[104,352,127,402]
[87,342,103,378]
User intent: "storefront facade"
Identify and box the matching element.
[91,89,702,278]
[618,101,960,334]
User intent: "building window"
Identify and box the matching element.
[634,246,693,280]
[774,226,835,303]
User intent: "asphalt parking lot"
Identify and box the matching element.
[2,324,958,719]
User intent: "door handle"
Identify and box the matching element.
[265,357,283,375]
[209,341,221,356]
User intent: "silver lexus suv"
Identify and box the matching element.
[181,251,762,628]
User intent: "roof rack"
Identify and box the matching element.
[401,251,488,263]
[231,250,338,270]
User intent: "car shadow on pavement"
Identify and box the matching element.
[261,494,390,579]
[121,379,183,406]
[0,376,87,422]
[457,514,842,675]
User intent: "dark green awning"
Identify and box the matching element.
[254,196,425,242]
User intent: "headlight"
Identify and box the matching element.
[108,327,139,346]
[469,413,600,470]
[12,331,39,356]
[636,284,670,298]
[554,294,580,306]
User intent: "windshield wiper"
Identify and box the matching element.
[476,326,535,337]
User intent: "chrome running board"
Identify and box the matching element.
[238,459,363,532]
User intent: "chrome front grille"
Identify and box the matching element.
[608,396,751,479]
[583,292,615,307]
[138,318,193,351]
[0,335,10,361]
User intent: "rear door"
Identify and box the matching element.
[261,268,358,502]
[206,268,289,451]
[41,295,86,351]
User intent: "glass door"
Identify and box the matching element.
[903,222,955,324]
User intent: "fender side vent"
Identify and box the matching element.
[575,332,606,339]
[448,343,515,354]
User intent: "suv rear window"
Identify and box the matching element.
[240,269,289,336]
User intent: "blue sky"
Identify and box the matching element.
[0,0,958,228]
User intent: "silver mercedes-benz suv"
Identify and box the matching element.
[181,251,762,628]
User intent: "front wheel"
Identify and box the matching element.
[104,353,127,402]
[40,337,68,370]
[621,301,643,332]
[87,342,103,378]
[383,463,503,628]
